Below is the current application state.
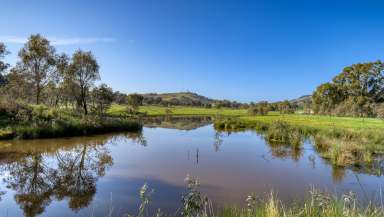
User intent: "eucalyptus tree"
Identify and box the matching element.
[312,83,344,114]
[312,61,384,116]
[332,61,384,101]
[68,50,100,115]
[0,42,9,86]
[17,34,57,104]
[46,53,69,106]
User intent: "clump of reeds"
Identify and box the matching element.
[265,120,303,149]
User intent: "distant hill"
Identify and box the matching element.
[289,95,312,108]
[141,92,215,106]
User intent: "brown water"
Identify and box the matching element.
[0,117,383,217]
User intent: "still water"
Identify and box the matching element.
[0,117,383,217]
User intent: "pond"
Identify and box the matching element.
[0,116,383,216]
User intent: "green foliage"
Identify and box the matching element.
[68,50,100,115]
[312,61,384,117]
[0,127,14,139]
[127,93,144,109]
[17,34,57,104]
[248,101,270,116]
[91,83,114,115]
[10,116,141,140]
[31,104,56,122]
[0,42,9,83]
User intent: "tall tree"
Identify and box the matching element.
[0,42,9,86]
[333,61,384,100]
[17,34,57,104]
[48,53,69,106]
[312,83,344,114]
[68,50,100,115]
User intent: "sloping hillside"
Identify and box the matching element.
[290,95,312,108]
[141,92,215,106]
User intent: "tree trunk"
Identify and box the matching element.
[83,98,88,115]
[36,87,40,104]
[80,86,88,115]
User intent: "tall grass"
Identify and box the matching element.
[115,176,384,217]
[217,188,384,217]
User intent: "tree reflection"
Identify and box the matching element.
[2,135,118,217]
[54,143,113,211]
[5,154,55,217]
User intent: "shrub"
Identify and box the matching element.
[248,101,269,116]
[266,120,303,148]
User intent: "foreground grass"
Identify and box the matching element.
[122,178,384,217]
[217,191,384,217]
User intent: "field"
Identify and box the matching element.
[108,104,248,116]
[238,113,384,131]
[108,104,384,131]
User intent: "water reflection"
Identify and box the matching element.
[0,133,142,217]
[0,120,382,216]
[143,116,212,130]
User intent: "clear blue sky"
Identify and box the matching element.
[1,0,384,102]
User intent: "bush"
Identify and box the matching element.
[0,128,14,139]
[266,120,303,148]
[31,104,56,123]
[248,102,269,116]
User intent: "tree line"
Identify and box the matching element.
[0,34,145,120]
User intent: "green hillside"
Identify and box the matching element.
[141,92,215,106]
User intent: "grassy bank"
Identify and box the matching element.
[0,117,141,140]
[0,105,142,140]
[214,117,384,170]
